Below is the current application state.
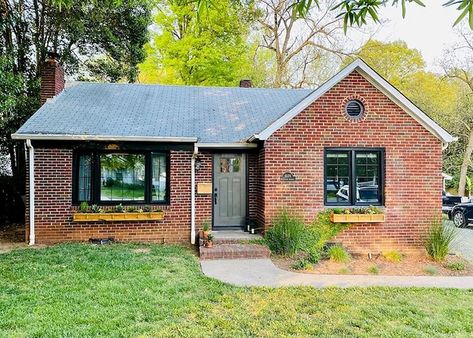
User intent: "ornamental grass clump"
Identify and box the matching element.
[265,210,305,256]
[328,245,351,263]
[425,220,456,262]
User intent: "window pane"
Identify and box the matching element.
[100,154,145,201]
[355,152,380,203]
[220,156,241,173]
[152,153,167,202]
[78,154,92,201]
[325,151,350,204]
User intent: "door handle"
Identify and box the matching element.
[214,188,218,205]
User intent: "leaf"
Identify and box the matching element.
[453,5,470,26]
[402,0,406,17]
[411,0,426,7]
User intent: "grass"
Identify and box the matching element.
[328,245,351,263]
[446,261,466,271]
[368,264,380,275]
[383,250,403,263]
[424,265,438,275]
[425,220,456,262]
[1,244,473,336]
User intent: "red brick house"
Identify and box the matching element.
[13,57,455,253]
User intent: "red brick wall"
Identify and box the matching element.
[262,71,443,253]
[28,148,192,244]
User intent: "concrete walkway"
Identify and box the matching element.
[201,259,473,289]
[445,220,473,261]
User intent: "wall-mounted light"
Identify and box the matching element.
[195,157,203,171]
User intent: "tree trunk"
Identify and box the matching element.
[458,128,473,196]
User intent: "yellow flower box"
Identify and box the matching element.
[330,213,385,223]
[73,211,164,222]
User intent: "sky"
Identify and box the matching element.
[364,1,461,72]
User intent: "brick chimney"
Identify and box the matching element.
[239,79,252,88]
[40,52,65,105]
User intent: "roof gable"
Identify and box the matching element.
[251,59,455,144]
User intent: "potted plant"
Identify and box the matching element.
[199,220,211,240]
[330,206,385,223]
[205,234,214,248]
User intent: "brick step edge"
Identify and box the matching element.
[199,244,271,260]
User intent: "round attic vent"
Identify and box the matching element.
[345,100,364,119]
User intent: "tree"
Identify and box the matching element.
[0,0,151,198]
[140,0,256,86]
[443,27,473,196]
[255,0,354,88]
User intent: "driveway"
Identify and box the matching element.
[445,220,473,261]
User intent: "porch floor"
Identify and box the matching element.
[212,230,262,243]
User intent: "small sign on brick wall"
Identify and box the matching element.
[281,172,296,181]
[197,183,212,194]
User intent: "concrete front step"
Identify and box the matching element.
[199,244,270,260]
[211,230,263,245]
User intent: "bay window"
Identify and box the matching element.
[324,148,384,206]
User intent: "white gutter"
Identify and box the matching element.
[11,133,198,143]
[196,142,257,149]
[190,143,198,245]
[26,139,35,245]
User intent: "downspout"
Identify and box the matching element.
[26,139,35,245]
[190,143,198,245]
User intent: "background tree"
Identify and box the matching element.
[0,0,151,208]
[140,0,257,86]
[443,26,473,196]
[255,0,357,88]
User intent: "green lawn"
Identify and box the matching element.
[1,244,473,337]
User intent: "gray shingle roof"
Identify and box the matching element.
[15,82,314,143]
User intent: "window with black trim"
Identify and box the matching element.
[73,151,169,204]
[325,149,384,206]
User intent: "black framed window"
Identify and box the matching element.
[324,148,384,206]
[73,151,169,205]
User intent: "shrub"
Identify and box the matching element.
[424,265,438,275]
[265,210,305,256]
[445,261,465,271]
[328,245,351,263]
[115,203,124,213]
[425,220,456,262]
[338,267,351,274]
[382,250,403,263]
[79,202,89,212]
[202,220,210,232]
[368,264,380,274]
[292,259,313,270]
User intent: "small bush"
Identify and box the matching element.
[328,245,351,263]
[79,202,89,212]
[425,220,456,262]
[292,259,313,270]
[445,261,465,271]
[424,265,438,275]
[382,250,403,263]
[368,264,380,274]
[265,210,305,256]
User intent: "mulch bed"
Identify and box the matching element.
[272,252,473,276]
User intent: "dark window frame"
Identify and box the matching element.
[324,148,385,207]
[72,150,170,205]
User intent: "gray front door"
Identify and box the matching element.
[213,153,247,227]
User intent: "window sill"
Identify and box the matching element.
[72,211,164,222]
[329,213,385,223]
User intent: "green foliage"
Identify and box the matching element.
[425,220,457,262]
[328,245,351,263]
[446,261,466,271]
[79,202,89,213]
[202,220,210,232]
[140,0,257,86]
[292,259,313,270]
[115,204,124,213]
[338,267,351,274]
[331,206,383,214]
[424,265,438,276]
[265,210,306,256]
[143,205,152,212]
[91,204,102,213]
[368,264,380,274]
[127,206,138,213]
[382,250,403,263]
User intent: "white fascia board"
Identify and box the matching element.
[196,142,258,149]
[252,59,456,144]
[11,133,198,143]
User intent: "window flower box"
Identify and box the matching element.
[73,211,164,222]
[330,213,385,223]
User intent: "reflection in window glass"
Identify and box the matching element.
[325,151,350,204]
[152,153,167,202]
[78,154,92,201]
[100,154,145,201]
[220,156,241,173]
[355,152,380,203]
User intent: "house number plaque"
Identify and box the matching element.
[281,172,296,181]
